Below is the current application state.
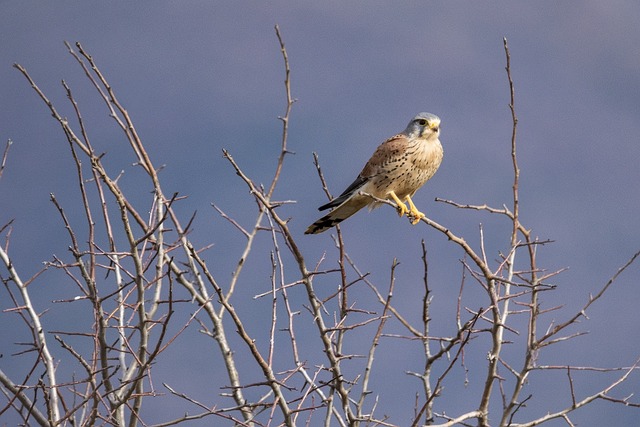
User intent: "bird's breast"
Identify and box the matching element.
[388,139,443,198]
[365,137,443,201]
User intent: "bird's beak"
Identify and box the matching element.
[419,121,439,137]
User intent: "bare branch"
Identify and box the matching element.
[0,244,61,423]
[0,139,12,181]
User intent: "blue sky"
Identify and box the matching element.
[2,2,640,426]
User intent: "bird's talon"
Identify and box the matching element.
[405,196,425,224]
[396,203,409,217]
[409,211,425,225]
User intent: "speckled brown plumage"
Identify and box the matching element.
[305,112,443,234]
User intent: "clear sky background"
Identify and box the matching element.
[1,2,640,426]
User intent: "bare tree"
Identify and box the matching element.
[1,28,638,427]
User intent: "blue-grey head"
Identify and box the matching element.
[403,112,441,139]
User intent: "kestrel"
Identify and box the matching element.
[305,112,443,234]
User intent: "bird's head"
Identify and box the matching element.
[404,112,441,140]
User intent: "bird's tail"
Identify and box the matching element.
[304,198,369,234]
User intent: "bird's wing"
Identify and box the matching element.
[318,175,367,211]
[318,133,407,211]
[359,133,408,177]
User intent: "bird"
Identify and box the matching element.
[305,112,443,234]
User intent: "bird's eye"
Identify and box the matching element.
[418,119,427,126]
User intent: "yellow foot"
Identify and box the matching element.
[388,191,409,217]
[408,209,425,225]
[396,202,409,217]
[406,196,425,225]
